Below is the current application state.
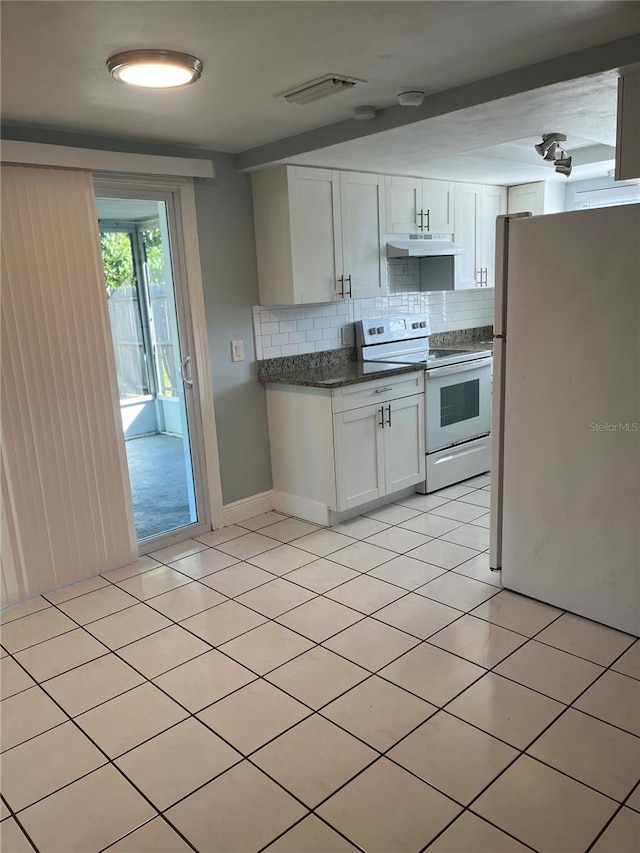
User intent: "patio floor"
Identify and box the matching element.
[125,434,192,540]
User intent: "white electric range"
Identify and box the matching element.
[355,315,492,492]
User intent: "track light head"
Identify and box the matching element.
[554,155,572,178]
[535,133,567,158]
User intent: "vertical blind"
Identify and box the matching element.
[1,165,137,606]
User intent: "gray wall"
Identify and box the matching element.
[1,125,273,505]
[194,155,272,503]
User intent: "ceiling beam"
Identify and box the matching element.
[236,34,640,172]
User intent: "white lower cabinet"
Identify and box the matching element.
[265,373,425,524]
[383,393,426,494]
[334,392,425,511]
[334,403,385,510]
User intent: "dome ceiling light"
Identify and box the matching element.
[106,50,203,88]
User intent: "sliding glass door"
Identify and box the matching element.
[95,187,210,548]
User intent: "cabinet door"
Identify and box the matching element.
[340,172,386,300]
[383,394,426,494]
[479,186,507,288]
[507,182,545,216]
[384,176,421,234]
[290,167,343,303]
[454,184,481,289]
[334,404,385,511]
[423,180,455,233]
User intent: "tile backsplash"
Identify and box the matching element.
[252,290,494,360]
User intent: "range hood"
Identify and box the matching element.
[387,234,464,257]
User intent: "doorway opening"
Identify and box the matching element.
[97,197,198,540]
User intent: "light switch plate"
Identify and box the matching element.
[231,340,244,362]
[341,326,353,347]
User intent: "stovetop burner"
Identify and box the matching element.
[372,348,491,366]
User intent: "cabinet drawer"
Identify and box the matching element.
[332,371,424,413]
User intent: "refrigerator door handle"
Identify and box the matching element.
[490,213,530,574]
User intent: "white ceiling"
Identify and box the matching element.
[284,72,619,183]
[2,1,638,184]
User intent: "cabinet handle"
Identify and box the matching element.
[379,406,385,429]
[418,209,424,232]
[337,275,344,297]
[425,209,430,231]
[484,268,488,286]
[476,269,483,287]
[375,386,393,394]
[344,274,352,298]
[386,404,392,426]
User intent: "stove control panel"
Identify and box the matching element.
[356,314,430,349]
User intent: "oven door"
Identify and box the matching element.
[425,357,493,452]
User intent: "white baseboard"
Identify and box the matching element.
[272,491,331,526]
[222,490,274,526]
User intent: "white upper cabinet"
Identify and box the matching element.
[339,171,386,300]
[290,167,343,304]
[454,183,481,289]
[385,176,454,234]
[251,165,384,305]
[252,164,508,304]
[424,179,455,233]
[385,176,422,234]
[479,185,507,289]
[252,166,342,305]
[507,181,565,216]
[454,184,507,289]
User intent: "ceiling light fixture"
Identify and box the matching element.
[277,75,366,105]
[106,50,203,88]
[535,133,572,178]
[397,90,426,107]
[534,132,566,159]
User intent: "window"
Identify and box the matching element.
[574,184,640,210]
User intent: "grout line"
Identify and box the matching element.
[3,482,638,853]
[428,620,640,852]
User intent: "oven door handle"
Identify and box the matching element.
[425,357,493,378]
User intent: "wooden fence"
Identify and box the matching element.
[107,284,178,400]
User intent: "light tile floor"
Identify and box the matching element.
[1,476,639,853]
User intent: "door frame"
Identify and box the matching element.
[94,173,224,552]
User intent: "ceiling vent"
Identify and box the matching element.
[277,74,366,105]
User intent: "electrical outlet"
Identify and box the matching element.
[231,340,244,362]
[341,326,353,347]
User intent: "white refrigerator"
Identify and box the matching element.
[490,204,640,636]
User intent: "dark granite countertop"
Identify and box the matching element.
[260,359,422,389]
[257,327,493,389]
[429,326,493,349]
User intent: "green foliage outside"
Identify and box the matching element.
[142,228,166,285]
[100,228,165,290]
[100,232,134,290]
